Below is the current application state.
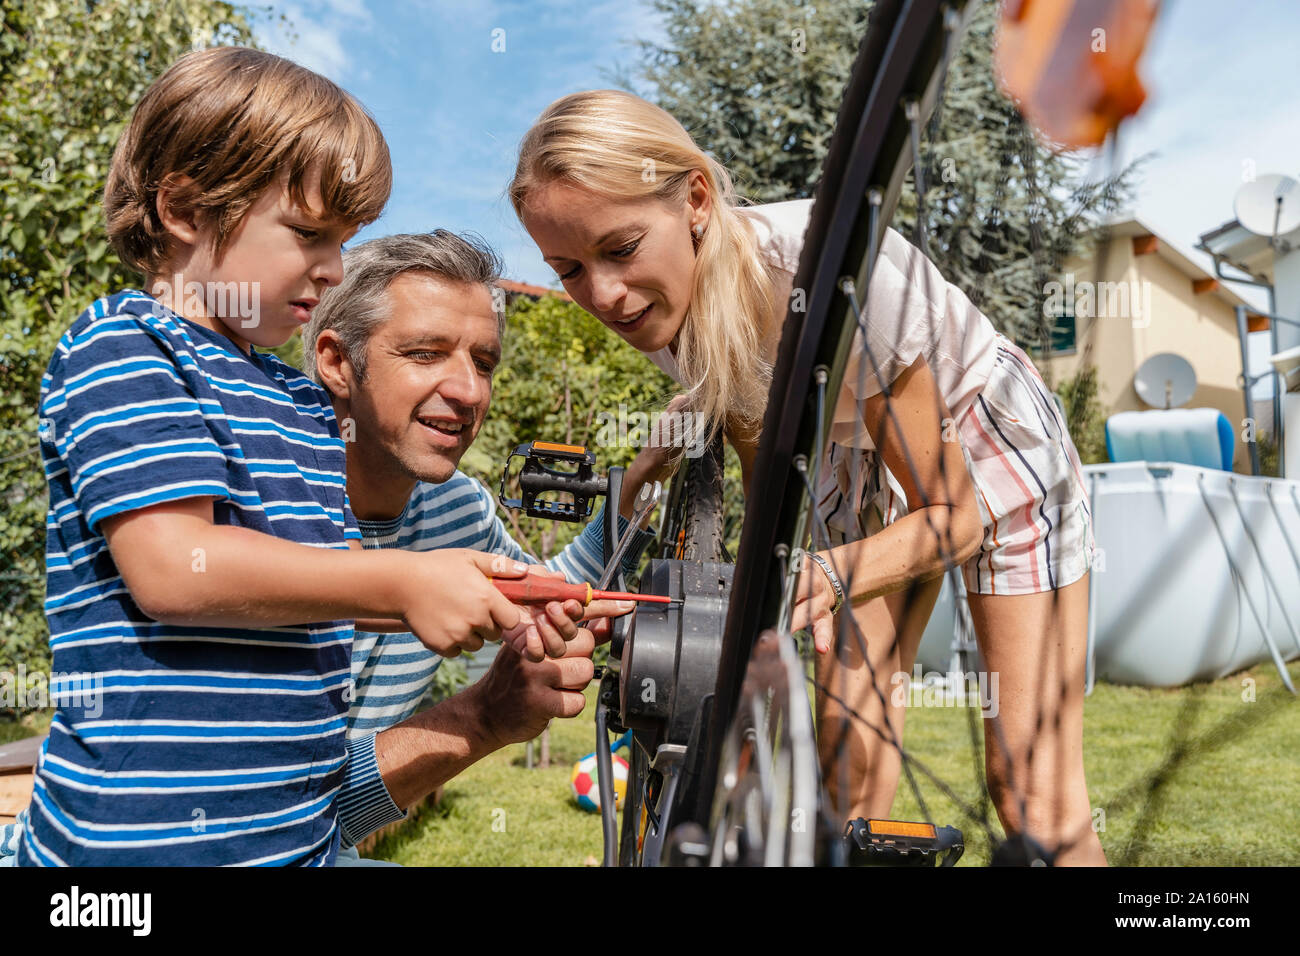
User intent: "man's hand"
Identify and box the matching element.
[477,627,597,749]
[500,565,588,662]
[400,550,532,657]
[372,626,596,811]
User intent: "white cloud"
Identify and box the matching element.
[254,0,375,82]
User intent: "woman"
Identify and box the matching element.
[510,89,1104,865]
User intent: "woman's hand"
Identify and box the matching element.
[622,394,692,520]
[792,550,840,654]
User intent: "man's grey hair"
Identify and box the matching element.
[303,230,505,387]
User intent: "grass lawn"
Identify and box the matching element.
[369,658,1300,867]
[3,660,1294,866]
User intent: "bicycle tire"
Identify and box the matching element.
[656,434,726,564]
[617,434,726,866]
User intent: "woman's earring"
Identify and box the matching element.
[693,223,704,238]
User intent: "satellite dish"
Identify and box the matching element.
[1233,174,1300,238]
[1135,352,1197,409]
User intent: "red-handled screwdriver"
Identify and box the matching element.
[493,572,674,607]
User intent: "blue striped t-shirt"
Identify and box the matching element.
[18,290,380,867]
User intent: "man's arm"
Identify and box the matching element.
[371,628,596,812]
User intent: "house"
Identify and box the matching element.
[1033,219,1265,473]
[1199,207,1300,480]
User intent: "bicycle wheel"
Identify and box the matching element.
[621,0,1294,868]
[610,433,729,866]
[611,0,977,867]
[679,0,978,857]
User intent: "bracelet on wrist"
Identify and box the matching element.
[807,552,845,615]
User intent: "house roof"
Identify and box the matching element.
[1094,218,1256,313]
[499,278,571,301]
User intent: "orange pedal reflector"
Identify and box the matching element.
[867,819,937,840]
[532,441,586,455]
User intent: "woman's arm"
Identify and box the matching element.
[793,354,984,652]
[726,424,760,497]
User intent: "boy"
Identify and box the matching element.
[17,47,581,866]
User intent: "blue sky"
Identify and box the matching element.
[257,0,664,288]
[257,0,1300,387]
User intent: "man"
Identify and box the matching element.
[301,231,669,862]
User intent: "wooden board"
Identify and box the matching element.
[0,735,46,774]
[0,772,34,823]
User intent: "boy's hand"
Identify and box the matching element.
[401,550,532,657]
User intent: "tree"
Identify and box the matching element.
[630,0,871,201]
[0,0,260,692]
[1056,363,1107,465]
[633,0,1137,370]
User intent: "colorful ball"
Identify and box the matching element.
[570,751,629,812]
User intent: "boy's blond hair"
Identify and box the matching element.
[105,46,391,275]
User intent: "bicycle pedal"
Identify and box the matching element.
[498,440,607,523]
[844,817,965,867]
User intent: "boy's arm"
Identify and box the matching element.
[343,535,587,657]
[49,313,532,656]
[102,497,531,657]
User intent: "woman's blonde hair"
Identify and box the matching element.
[509,90,776,441]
